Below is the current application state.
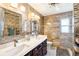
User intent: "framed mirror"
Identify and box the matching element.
[3,8,22,36]
[0,7,22,44]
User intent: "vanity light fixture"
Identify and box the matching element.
[30,12,40,21]
[31,12,35,18]
[35,15,40,20]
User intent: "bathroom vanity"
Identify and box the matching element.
[24,38,47,56]
[0,35,47,56]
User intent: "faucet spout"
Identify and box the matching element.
[14,39,18,47]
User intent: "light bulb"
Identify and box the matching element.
[47,22,51,25]
[35,15,40,20]
[20,5,26,12]
[31,12,35,17]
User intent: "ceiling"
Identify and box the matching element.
[28,3,73,16]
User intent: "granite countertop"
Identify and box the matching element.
[0,35,47,56]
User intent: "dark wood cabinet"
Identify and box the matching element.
[24,39,47,56]
[24,50,33,56]
[32,48,38,56]
[42,40,47,56]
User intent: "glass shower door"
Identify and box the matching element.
[0,8,4,39]
[0,20,4,38]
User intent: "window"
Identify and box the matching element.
[61,18,70,33]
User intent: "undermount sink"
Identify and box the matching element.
[0,44,29,56]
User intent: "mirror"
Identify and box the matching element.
[3,8,22,36]
[0,7,22,44]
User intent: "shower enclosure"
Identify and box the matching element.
[0,8,4,39]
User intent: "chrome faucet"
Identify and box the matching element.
[14,39,18,47]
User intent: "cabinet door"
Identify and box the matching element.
[24,50,33,56]
[24,39,47,56]
[42,39,47,56]
[32,48,38,56]
[38,44,43,56]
